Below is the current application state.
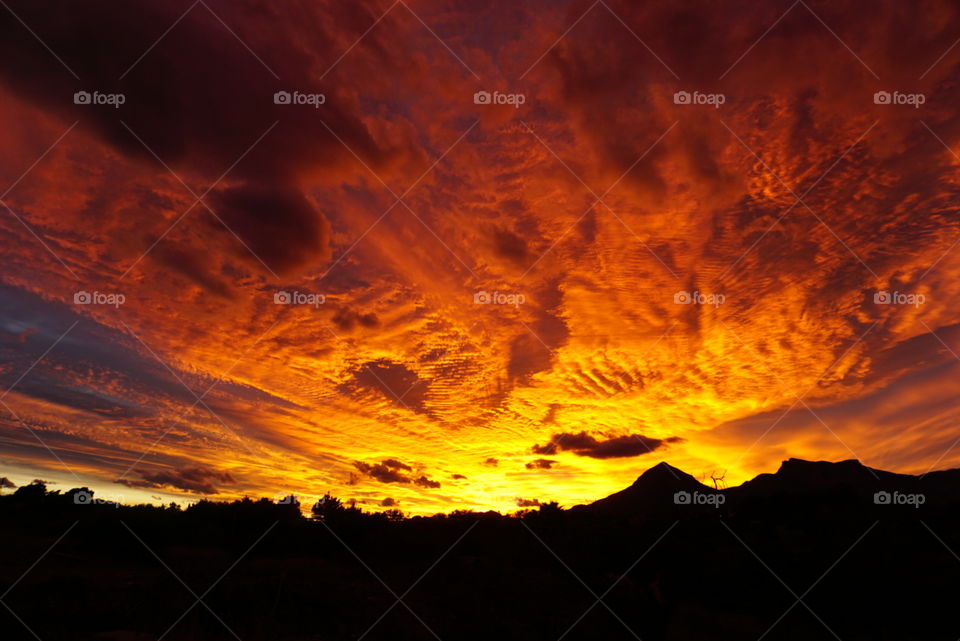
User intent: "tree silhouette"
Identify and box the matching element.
[311,493,343,520]
[12,480,47,502]
[709,470,727,490]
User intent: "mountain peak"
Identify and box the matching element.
[578,457,960,518]
[778,457,864,471]
[730,457,896,498]
[774,458,874,482]
[634,461,688,482]
[574,461,712,516]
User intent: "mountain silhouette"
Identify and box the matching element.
[734,458,898,494]
[729,457,960,504]
[571,461,719,517]
[573,458,960,518]
[3,458,960,640]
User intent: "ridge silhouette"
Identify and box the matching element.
[566,458,960,521]
[572,461,716,517]
[2,459,958,640]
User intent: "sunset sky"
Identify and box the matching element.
[2,0,960,514]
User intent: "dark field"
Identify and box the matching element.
[2,460,958,641]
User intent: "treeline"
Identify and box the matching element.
[0,480,564,523]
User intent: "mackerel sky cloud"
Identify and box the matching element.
[1,0,960,513]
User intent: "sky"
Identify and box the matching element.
[1,0,960,514]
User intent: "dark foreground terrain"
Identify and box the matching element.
[2,459,959,641]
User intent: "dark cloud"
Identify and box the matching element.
[332,307,380,332]
[492,227,529,264]
[2,374,155,420]
[525,458,555,470]
[507,329,554,382]
[347,359,429,413]
[380,497,398,507]
[483,458,499,467]
[354,460,441,489]
[0,477,16,489]
[0,0,414,279]
[533,431,683,459]
[451,474,467,480]
[543,403,561,424]
[0,284,240,413]
[381,458,412,471]
[413,475,441,489]
[206,182,331,275]
[152,245,235,299]
[577,208,598,243]
[507,279,569,381]
[515,497,540,507]
[354,461,410,484]
[122,466,236,494]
